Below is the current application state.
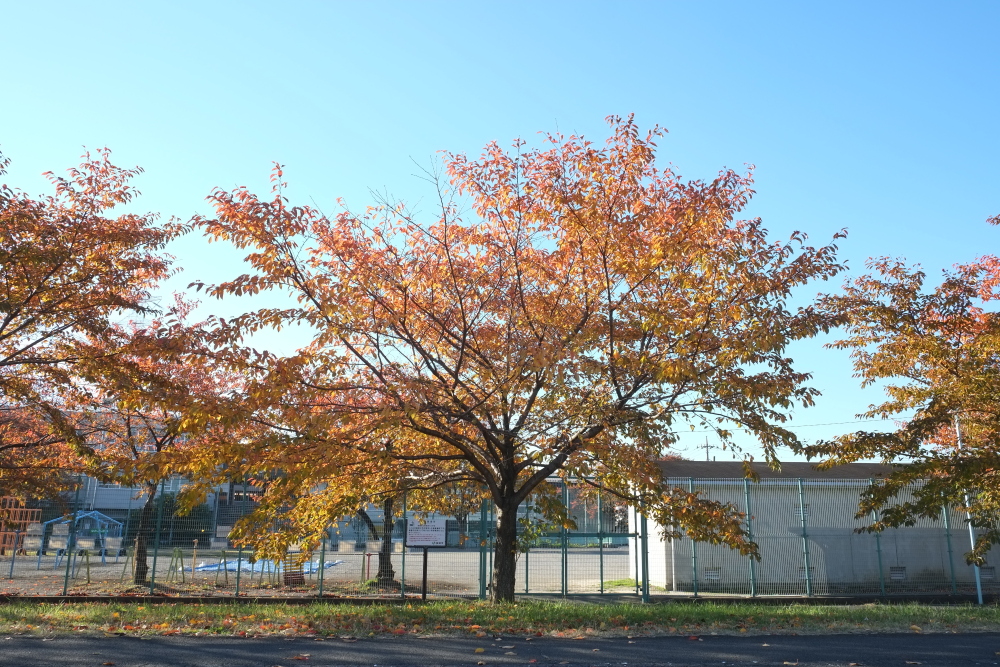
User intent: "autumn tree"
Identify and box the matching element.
[807,245,1000,563]
[195,115,845,601]
[0,149,185,497]
[0,405,80,499]
[52,309,235,586]
[171,378,435,589]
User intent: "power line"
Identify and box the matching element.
[683,418,895,434]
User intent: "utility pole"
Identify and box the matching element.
[699,437,717,462]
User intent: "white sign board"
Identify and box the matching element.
[406,515,447,547]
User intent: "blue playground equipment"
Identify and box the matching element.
[190,558,343,573]
[38,511,124,569]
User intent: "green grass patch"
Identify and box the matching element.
[0,600,997,637]
[600,578,638,588]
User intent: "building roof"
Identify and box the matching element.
[658,460,897,480]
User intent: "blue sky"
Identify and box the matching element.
[3,1,998,461]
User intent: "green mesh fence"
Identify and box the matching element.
[655,478,995,597]
[0,476,993,599]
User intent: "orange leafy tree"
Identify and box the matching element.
[54,309,233,585]
[195,116,846,601]
[170,371,430,588]
[0,405,80,500]
[808,237,1000,563]
[0,149,185,498]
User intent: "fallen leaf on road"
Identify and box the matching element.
[783,662,799,666]
[474,647,485,653]
[102,663,115,666]
[592,648,600,652]
[910,625,922,633]
[762,643,770,647]
[505,652,516,655]
[288,655,310,661]
[501,645,514,649]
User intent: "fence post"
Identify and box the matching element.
[149,479,167,595]
[965,492,984,605]
[689,478,698,598]
[400,492,406,599]
[561,482,568,597]
[62,476,83,595]
[743,478,757,597]
[523,503,529,594]
[488,502,495,594]
[8,531,19,580]
[869,479,886,597]
[478,499,488,600]
[317,534,326,598]
[955,416,984,605]
[632,505,640,596]
[597,488,604,595]
[797,478,813,597]
[234,478,246,598]
[639,510,650,603]
[941,503,957,595]
[234,541,243,596]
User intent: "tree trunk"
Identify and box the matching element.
[491,501,518,602]
[376,496,396,587]
[132,483,158,585]
[356,508,377,542]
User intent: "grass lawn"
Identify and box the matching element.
[1,600,998,638]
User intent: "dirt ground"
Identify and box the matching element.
[0,548,634,598]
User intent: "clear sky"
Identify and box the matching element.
[3,1,998,462]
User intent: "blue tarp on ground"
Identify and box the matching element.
[189,559,344,573]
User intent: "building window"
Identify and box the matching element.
[981,566,995,581]
[96,482,142,489]
[704,567,721,581]
[890,567,906,581]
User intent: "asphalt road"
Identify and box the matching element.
[1,633,999,667]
